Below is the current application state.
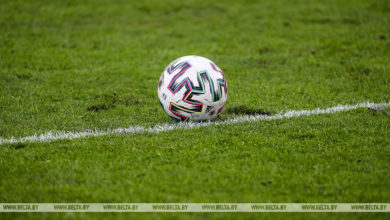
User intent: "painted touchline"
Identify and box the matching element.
[0,101,389,145]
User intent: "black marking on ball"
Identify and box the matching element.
[205,105,213,113]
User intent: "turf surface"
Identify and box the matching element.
[0,0,389,219]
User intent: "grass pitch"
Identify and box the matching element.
[0,0,389,219]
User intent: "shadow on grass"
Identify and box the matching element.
[225,106,272,116]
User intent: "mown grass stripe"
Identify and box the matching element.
[0,102,388,145]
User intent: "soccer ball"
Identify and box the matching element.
[157,55,228,122]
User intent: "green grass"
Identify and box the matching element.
[0,0,389,219]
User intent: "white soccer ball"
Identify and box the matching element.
[157,55,228,122]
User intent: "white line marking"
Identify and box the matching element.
[0,101,389,145]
